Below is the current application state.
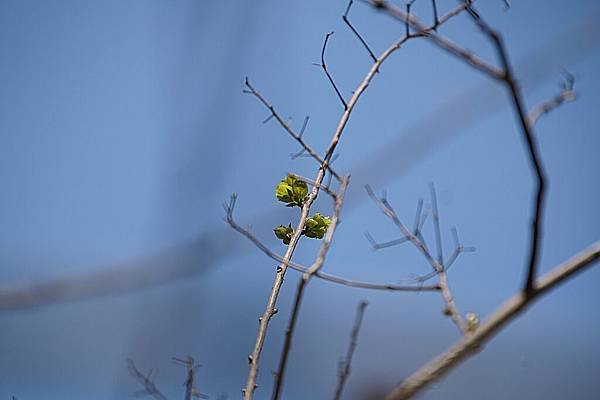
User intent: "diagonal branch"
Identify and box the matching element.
[343,0,378,63]
[527,74,576,126]
[384,240,600,399]
[366,185,467,334]
[244,78,341,182]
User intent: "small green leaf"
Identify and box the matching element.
[275,174,308,208]
[274,224,294,245]
[304,213,331,239]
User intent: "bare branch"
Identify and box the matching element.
[384,240,600,399]
[343,0,378,63]
[366,185,467,333]
[318,32,348,109]
[290,116,311,159]
[127,359,169,400]
[244,78,342,182]
[333,300,369,400]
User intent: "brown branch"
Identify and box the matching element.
[333,300,369,400]
[384,240,600,399]
[271,175,350,400]
[172,356,207,400]
[127,359,169,400]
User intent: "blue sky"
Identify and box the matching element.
[1,1,599,399]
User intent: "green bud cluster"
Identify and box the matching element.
[272,174,331,245]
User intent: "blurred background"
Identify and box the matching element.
[1,1,599,399]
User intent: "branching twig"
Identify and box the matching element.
[369,0,505,80]
[384,240,600,399]
[366,185,467,334]
[127,359,169,400]
[333,300,369,400]
[244,78,341,182]
[290,116,311,159]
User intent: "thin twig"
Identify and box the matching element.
[384,240,600,399]
[287,172,336,199]
[319,32,348,109]
[527,73,576,126]
[343,0,378,63]
[172,356,208,400]
[464,5,546,292]
[127,359,169,400]
[244,78,341,182]
[366,185,467,333]
[333,300,369,400]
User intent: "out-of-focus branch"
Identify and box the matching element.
[384,240,600,400]
[127,359,169,400]
[366,185,468,334]
[333,300,369,400]
[528,73,576,126]
[368,0,505,80]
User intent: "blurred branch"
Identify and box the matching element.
[384,240,600,399]
[366,185,468,334]
[127,359,169,400]
[244,78,341,182]
[333,300,369,400]
[528,72,576,126]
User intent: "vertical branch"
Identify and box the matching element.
[429,183,444,267]
[271,176,350,400]
[343,0,378,63]
[333,300,369,400]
